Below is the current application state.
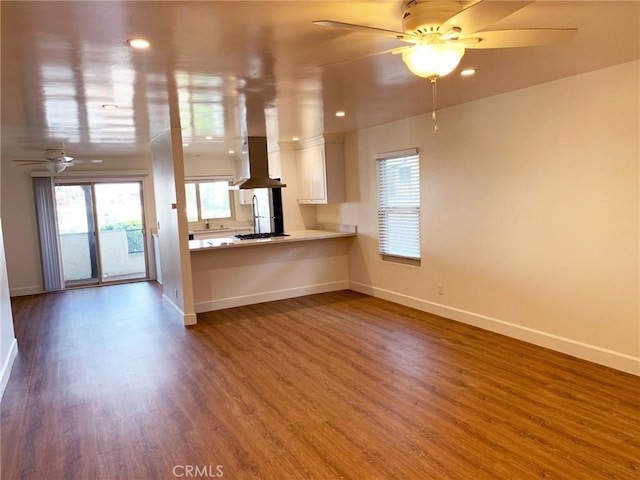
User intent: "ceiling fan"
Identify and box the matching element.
[314,0,578,78]
[12,148,103,174]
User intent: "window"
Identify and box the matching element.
[377,151,421,263]
[185,178,233,222]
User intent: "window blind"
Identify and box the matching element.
[377,153,420,260]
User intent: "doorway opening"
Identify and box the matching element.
[54,182,148,287]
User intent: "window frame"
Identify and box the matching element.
[376,149,421,265]
[184,176,235,223]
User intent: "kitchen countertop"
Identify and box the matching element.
[189,229,356,251]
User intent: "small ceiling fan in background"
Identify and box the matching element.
[314,0,578,131]
[12,148,103,174]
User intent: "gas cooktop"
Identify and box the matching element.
[235,232,290,240]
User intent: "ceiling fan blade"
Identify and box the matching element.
[12,160,47,165]
[69,159,103,164]
[318,46,401,67]
[461,28,578,49]
[445,37,481,46]
[390,46,413,55]
[441,1,533,36]
[313,20,419,43]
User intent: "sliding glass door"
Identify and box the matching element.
[94,183,147,282]
[55,185,99,286]
[54,181,148,287]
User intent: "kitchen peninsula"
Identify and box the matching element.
[189,228,354,251]
[190,224,356,313]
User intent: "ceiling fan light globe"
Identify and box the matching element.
[46,163,67,174]
[402,43,465,78]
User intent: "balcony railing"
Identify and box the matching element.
[59,229,145,281]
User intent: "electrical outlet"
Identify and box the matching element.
[437,283,444,295]
[174,288,178,299]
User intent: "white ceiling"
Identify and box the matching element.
[1,1,638,163]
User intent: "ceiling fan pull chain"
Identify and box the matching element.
[431,77,439,134]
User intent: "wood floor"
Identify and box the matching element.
[2,283,639,479]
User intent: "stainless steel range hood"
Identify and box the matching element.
[234,137,286,189]
[234,74,285,189]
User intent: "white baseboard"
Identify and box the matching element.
[9,285,42,297]
[350,281,640,376]
[0,339,18,399]
[161,294,197,326]
[195,280,350,313]
[183,313,197,326]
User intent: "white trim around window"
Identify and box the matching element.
[184,176,234,223]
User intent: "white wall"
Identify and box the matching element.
[0,215,18,398]
[319,61,639,374]
[183,153,237,178]
[1,160,46,295]
[151,128,196,325]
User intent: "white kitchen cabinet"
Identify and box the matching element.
[295,135,345,204]
[237,189,254,205]
[267,143,281,179]
[235,152,254,205]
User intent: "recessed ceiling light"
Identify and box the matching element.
[228,150,235,154]
[205,135,213,140]
[101,104,118,109]
[461,68,476,76]
[335,110,346,117]
[182,143,190,147]
[292,136,300,142]
[127,38,150,49]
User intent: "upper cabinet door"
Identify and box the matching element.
[267,144,281,180]
[295,136,345,204]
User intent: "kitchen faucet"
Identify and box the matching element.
[252,194,260,234]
